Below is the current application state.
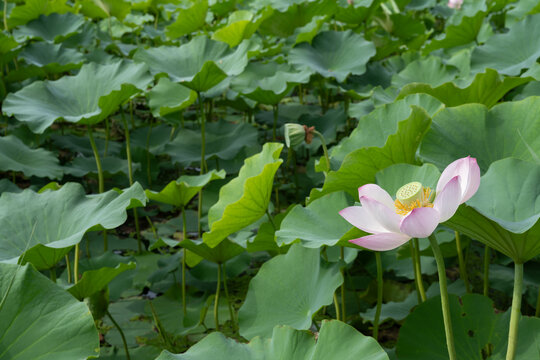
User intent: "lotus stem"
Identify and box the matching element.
[3,0,7,32]
[145,116,153,186]
[314,130,330,174]
[333,293,341,321]
[222,262,236,330]
[455,231,470,292]
[49,267,56,282]
[121,106,142,254]
[484,245,490,297]
[104,118,109,157]
[373,251,383,340]
[214,262,221,330]
[87,125,108,251]
[272,104,278,141]
[74,244,80,284]
[411,239,426,302]
[197,92,206,237]
[65,254,72,283]
[181,207,187,317]
[340,247,346,320]
[428,234,457,360]
[107,309,131,360]
[505,262,523,360]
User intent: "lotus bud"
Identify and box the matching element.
[448,0,462,9]
[284,123,307,148]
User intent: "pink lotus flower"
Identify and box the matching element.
[340,157,480,251]
[448,0,463,9]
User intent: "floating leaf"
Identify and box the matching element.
[0,182,146,268]
[238,244,343,339]
[0,135,63,179]
[0,263,99,359]
[288,30,376,82]
[157,320,388,359]
[2,60,152,133]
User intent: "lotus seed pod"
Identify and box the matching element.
[396,181,423,207]
[284,123,306,148]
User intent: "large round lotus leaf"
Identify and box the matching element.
[17,42,85,74]
[0,182,146,267]
[392,56,457,89]
[203,143,283,248]
[310,105,431,202]
[7,0,73,28]
[2,60,153,133]
[165,0,208,39]
[238,244,343,340]
[0,263,99,359]
[0,135,63,179]
[133,36,249,92]
[471,13,540,75]
[231,62,311,105]
[288,30,376,82]
[212,9,272,47]
[423,12,485,53]
[180,238,245,264]
[335,0,376,24]
[375,163,441,197]
[164,121,259,167]
[78,0,131,20]
[146,170,226,208]
[157,320,388,360]
[419,96,540,173]
[396,293,540,360]
[147,77,197,117]
[397,68,532,108]
[12,12,85,42]
[276,192,352,248]
[64,155,141,177]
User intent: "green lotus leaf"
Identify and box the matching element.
[203,143,283,248]
[0,32,19,57]
[276,192,351,248]
[231,62,311,105]
[146,170,226,208]
[288,30,376,82]
[64,155,141,177]
[147,77,197,117]
[0,135,63,179]
[292,14,328,44]
[0,263,99,359]
[238,244,342,339]
[396,294,540,359]
[419,96,540,173]
[7,0,73,28]
[334,0,377,24]
[310,105,431,201]
[471,13,540,75]
[164,121,259,167]
[157,320,387,360]
[16,42,85,75]
[68,261,136,300]
[2,60,153,133]
[165,0,208,40]
[180,238,245,264]
[375,163,441,196]
[332,94,443,163]
[392,56,458,89]
[423,12,485,53]
[212,8,272,47]
[12,12,85,43]
[396,68,532,108]
[0,179,20,194]
[78,0,131,20]
[133,36,249,92]
[0,182,147,267]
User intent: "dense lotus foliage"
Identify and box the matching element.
[0,0,539,359]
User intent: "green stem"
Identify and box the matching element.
[410,242,422,304]
[266,210,276,230]
[74,244,80,284]
[272,104,278,141]
[88,126,107,251]
[107,309,131,360]
[411,239,427,302]
[333,293,341,321]
[222,262,236,330]
[455,231,470,292]
[373,251,383,340]
[49,267,56,282]
[129,100,135,128]
[3,0,8,32]
[104,118,109,157]
[506,262,524,360]
[340,247,346,320]
[197,93,206,238]
[65,254,72,283]
[181,208,187,317]
[145,117,153,186]
[428,234,457,360]
[314,130,330,173]
[484,245,490,297]
[298,84,304,104]
[214,263,221,330]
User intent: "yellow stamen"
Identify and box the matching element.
[395,186,433,216]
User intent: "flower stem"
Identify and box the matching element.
[65,254,72,283]
[87,125,108,252]
[333,293,340,321]
[74,244,80,284]
[214,262,221,330]
[373,251,383,340]
[222,262,236,331]
[107,309,131,360]
[340,247,346,320]
[484,245,490,297]
[411,239,427,302]
[428,234,457,360]
[314,130,330,173]
[181,207,187,317]
[197,92,206,237]
[455,231,470,292]
[505,262,523,360]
